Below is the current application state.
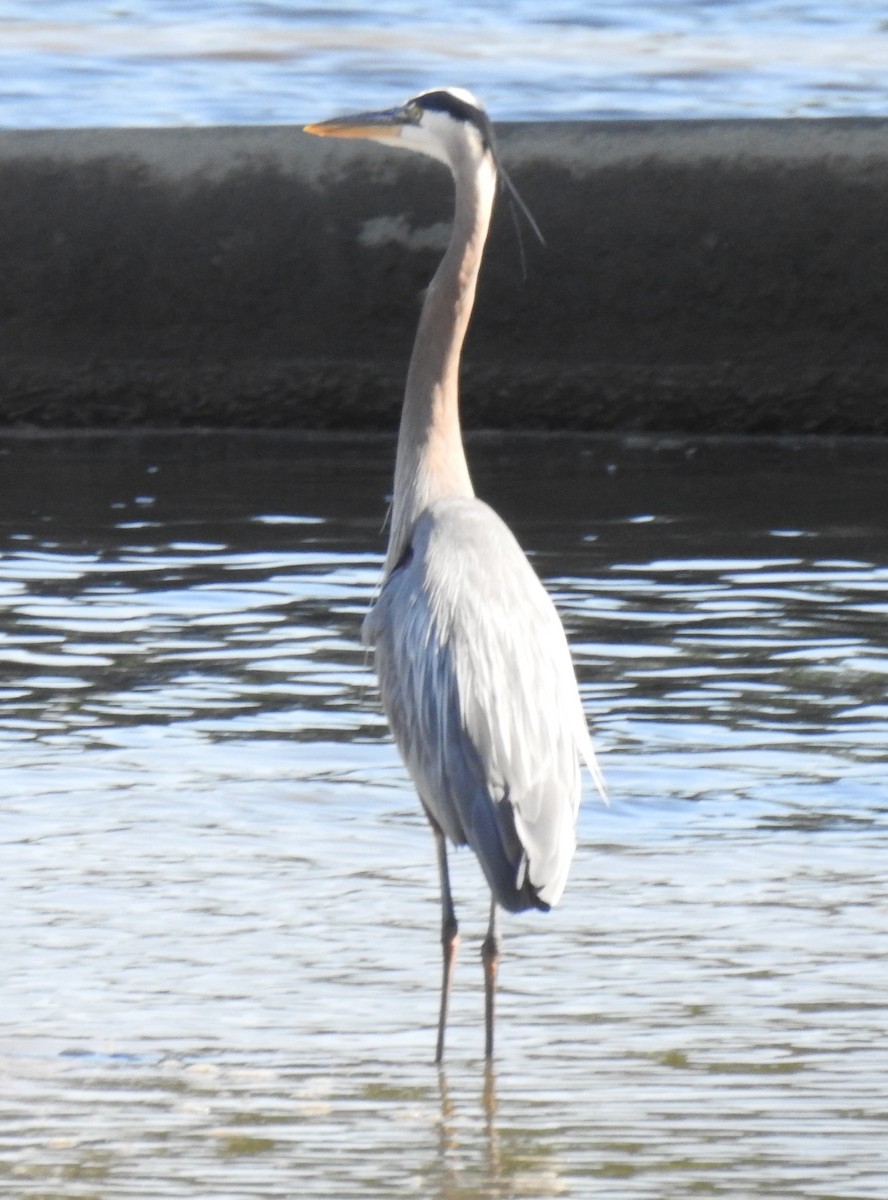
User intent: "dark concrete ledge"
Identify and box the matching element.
[2,119,887,433]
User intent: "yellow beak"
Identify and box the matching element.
[304,105,410,141]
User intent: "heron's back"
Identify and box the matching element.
[364,496,596,912]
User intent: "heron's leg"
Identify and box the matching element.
[481,897,500,1060]
[433,826,459,1065]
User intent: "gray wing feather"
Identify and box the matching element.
[364,495,601,911]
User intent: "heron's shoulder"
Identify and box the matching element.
[422,493,509,529]
[416,495,527,565]
[367,492,552,640]
[414,497,565,642]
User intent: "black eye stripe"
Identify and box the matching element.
[416,89,480,122]
[413,89,493,150]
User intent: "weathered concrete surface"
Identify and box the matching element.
[1,120,887,432]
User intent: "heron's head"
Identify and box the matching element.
[304,87,494,174]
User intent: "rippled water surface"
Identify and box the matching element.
[2,431,887,1198]
[2,0,888,127]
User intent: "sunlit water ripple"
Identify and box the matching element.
[1,431,886,1198]
[2,0,888,127]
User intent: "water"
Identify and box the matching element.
[1,430,887,1198]
[2,1,888,129]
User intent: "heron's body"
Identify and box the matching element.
[305,88,603,1061]
[364,495,595,913]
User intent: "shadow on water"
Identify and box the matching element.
[1,431,887,1198]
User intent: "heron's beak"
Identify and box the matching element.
[304,105,413,141]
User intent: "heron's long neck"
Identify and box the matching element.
[385,153,497,574]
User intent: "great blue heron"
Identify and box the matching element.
[305,88,605,1062]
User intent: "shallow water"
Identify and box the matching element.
[2,431,887,1198]
[2,0,888,128]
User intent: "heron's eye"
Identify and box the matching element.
[405,101,423,124]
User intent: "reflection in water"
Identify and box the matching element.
[435,1065,568,1199]
[1,432,887,1198]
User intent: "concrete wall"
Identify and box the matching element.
[2,119,887,432]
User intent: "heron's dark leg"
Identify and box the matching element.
[481,897,500,1060]
[433,826,459,1065]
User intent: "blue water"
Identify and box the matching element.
[2,432,887,1197]
[1,1,887,129]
